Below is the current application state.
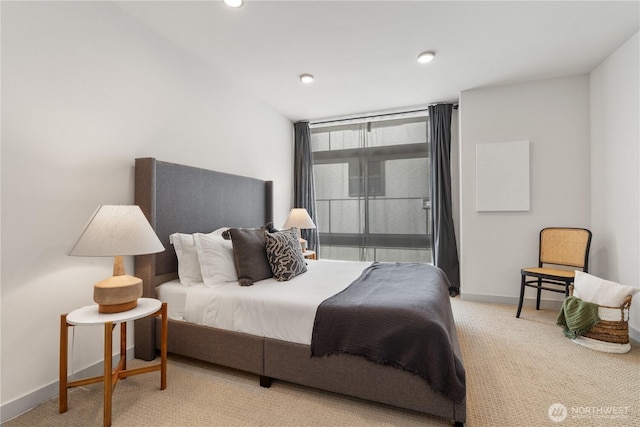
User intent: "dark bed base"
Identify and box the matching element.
[134,157,466,425]
[153,318,466,423]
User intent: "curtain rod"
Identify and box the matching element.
[309,108,428,126]
[308,103,458,127]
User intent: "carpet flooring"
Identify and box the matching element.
[4,298,639,426]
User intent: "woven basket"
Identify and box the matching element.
[568,285,632,345]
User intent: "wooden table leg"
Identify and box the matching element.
[59,314,68,414]
[104,321,113,427]
[160,303,168,390]
[120,322,127,372]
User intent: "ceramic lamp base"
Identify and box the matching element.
[98,300,138,314]
[94,274,143,314]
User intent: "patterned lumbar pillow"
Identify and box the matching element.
[265,228,307,281]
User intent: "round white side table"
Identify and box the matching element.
[60,298,168,427]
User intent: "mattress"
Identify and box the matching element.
[156,280,189,321]
[157,259,370,345]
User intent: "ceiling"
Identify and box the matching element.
[116,1,639,122]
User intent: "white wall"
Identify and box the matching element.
[1,2,292,418]
[459,76,591,304]
[590,32,640,334]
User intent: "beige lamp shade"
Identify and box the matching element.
[69,205,164,313]
[69,205,164,256]
[283,208,315,251]
[283,208,316,230]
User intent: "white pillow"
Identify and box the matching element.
[211,227,230,236]
[193,232,238,286]
[573,271,639,307]
[169,233,203,285]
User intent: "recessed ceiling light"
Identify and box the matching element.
[223,0,243,8]
[417,51,435,64]
[300,74,314,84]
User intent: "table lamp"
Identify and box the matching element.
[68,205,164,313]
[283,208,316,251]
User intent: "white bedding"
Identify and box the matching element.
[160,259,370,345]
[156,280,189,321]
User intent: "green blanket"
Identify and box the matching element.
[556,296,601,339]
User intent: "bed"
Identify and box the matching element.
[133,157,466,426]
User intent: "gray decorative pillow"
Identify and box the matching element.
[227,227,273,286]
[265,228,307,281]
[222,222,276,240]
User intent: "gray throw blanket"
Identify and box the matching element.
[311,262,466,403]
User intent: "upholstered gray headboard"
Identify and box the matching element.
[133,157,273,358]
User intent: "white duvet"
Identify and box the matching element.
[182,259,370,345]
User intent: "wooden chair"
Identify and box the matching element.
[516,227,592,318]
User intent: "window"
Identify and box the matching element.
[311,116,432,263]
[349,160,384,197]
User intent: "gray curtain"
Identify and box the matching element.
[294,121,319,253]
[428,104,460,296]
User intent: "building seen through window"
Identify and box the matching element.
[311,116,432,263]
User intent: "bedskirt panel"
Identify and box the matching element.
[145,318,466,423]
[263,338,466,423]
[155,318,263,375]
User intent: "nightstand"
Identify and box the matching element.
[303,250,317,260]
[59,298,167,427]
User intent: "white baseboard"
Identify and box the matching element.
[460,292,564,310]
[0,347,135,423]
